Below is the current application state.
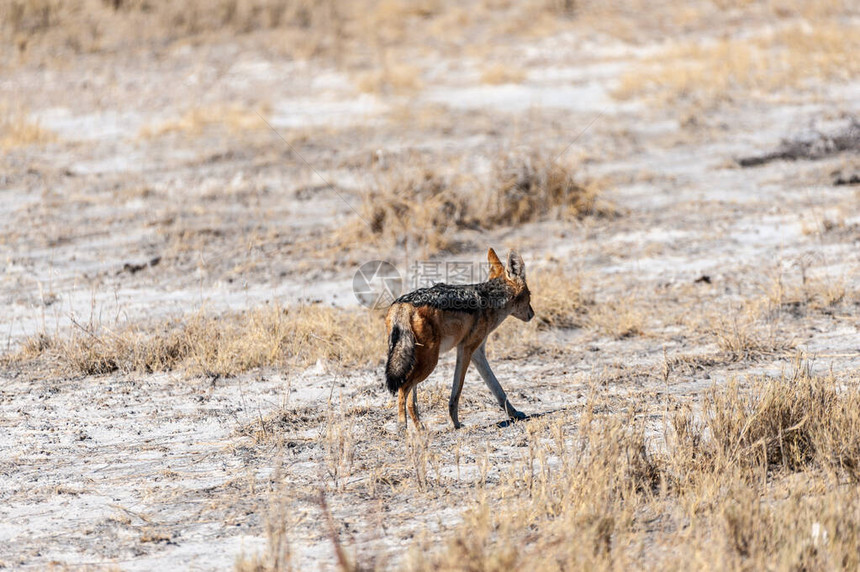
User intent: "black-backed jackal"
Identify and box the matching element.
[385,248,535,429]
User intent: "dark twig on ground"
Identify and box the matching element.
[737,118,860,168]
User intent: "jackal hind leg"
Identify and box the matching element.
[408,386,420,423]
[401,342,438,431]
[404,382,423,430]
[397,387,410,428]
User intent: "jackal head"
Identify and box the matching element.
[488,248,535,322]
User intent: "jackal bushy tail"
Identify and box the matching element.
[385,308,414,395]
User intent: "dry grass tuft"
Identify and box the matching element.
[480,63,527,85]
[530,267,590,329]
[411,406,660,570]
[587,294,644,339]
[2,0,346,57]
[486,152,606,225]
[343,165,474,255]
[139,105,268,138]
[355,62,423,94]
[702,364,860,478]
[769,270,847,314]
[0,103,56,149]
[14,304,384,377]
[235,459,294,572]
[706,376,817,470]
[337,150,615,254]
[614,21,860,105]
[709,302,795,361]
[2,0,582,65]
[408,368,860,570]
[341,151,608,255]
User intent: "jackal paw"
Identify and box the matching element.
[509,410,528,421]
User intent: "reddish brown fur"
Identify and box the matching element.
[385,248,534,429]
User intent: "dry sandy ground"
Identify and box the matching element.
[2,5,860,570]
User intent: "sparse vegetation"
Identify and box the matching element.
[0,102,55,148]
[1,0,346,58]
[614,21,860,105]
[13,305,385,377]
[530,267,591,329]
[487,152,607,225]
[346,165,474,255]
[139,104,268,138]
[343,152,606,255]
[355,62,423,94]
[400,368,860,570]
[3,0,860,568]
[480,63,526,85]
[710,309,793,361]
[0,0,585,65]
[768,269,848,314]
[587,294,645,339]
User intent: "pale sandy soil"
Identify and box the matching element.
[1,4,859,569]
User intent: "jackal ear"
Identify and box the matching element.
[506,250,526,280]
[487,247,505,279]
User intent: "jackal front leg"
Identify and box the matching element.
[471,344,527,421]
[448,345,474,429]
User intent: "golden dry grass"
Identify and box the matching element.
[0,102,55,149]
[1,0,580,66]
[13,304,385,377]
[5,0,854,73]
[575,0,853,44]
[685,266,854,363]
[2,0,345,56]
[232,359,860,570]
[768,270,848,313]
[4,4,858,568]
[339,151,607,256]
[709,309,795,361]
[486,152,607,225]
[587,294,645,339]
[530,266,591,329]
[139,104,269,138]
[400,367,860,570]
[614,21,860,105]
[480,63,527,85]
[341,165,474,255]
[8,265,630,384]
[355,62,423,94]
[211,324,860,571]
